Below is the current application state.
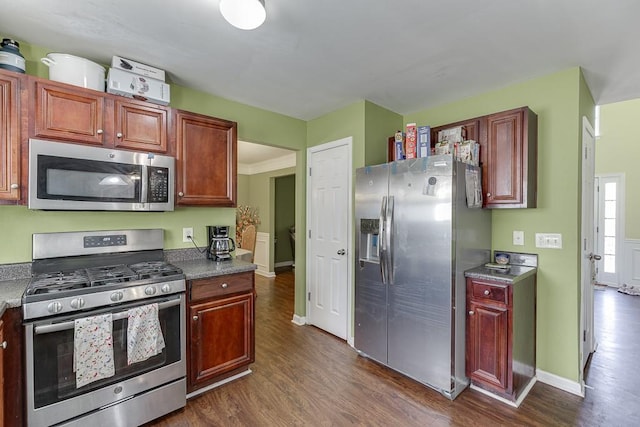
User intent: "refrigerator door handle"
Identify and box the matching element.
[379,196,388,284]
[386,195,394,285]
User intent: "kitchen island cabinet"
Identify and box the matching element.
[465,266,536,406]
[0,69,24,202]
[187,270,254,395]
[175,110,237,207]
[31,78,170,153]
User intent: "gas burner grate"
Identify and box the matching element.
[27,270,90,295]
[129,261,183,280]
[86,265,138,287]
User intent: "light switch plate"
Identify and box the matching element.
[513,230,525,246]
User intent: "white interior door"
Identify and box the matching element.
[306,137,352,340]
[580,117,597,376]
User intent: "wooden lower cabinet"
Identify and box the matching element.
[2,307,23,426]
[187,271,255,394]
[466,276,536,404]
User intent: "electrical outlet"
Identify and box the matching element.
[182,227,193,243]
[513,230,525,246]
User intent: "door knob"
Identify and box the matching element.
[589,253,602,261]
[337,249,346,255]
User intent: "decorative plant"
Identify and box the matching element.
[236,205,261,246]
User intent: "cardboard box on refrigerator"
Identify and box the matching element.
[405,123,417,159]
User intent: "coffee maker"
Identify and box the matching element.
[207,225,236,261]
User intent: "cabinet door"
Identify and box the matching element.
[176,111,237,206]
[113,99,168,153]
[485,107,537,208]
[0,319,4,423]
[189,293,254,389]
[467,301,509,391]
[33,80,106,146]
[0,72,20,200]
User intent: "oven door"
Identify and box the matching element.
[25,294,186,427]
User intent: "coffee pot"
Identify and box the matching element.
[207,225,236,261]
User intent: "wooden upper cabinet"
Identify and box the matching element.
[33,79,106,146]
[485,107,537,208]
[0,70,22,201]
[175,110,237,206]
[113,99,168,153]
[32,79,169,153]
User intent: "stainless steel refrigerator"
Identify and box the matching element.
[354,155,491,399]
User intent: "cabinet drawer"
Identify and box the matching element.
[190,271,254,301]
[470,280,509,304]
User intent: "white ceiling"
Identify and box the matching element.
[1,0,639,122]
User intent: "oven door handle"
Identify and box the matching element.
[33,298,181,335]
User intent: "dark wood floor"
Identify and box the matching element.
[151,273,640,426]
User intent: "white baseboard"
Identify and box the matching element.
[536,369,584,397]
[291,314,306,325]
[256,270,276,278]
[275,261,294,268]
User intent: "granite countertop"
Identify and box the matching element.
[173,258,257,280]
[0,253,257,314]
[465,264,537,284]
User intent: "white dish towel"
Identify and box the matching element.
[74,313,115,388]
[127,303,165,365]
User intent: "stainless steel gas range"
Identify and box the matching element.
[22,229,186,427]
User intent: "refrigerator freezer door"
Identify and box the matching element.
[355,164,389,364]
[387,157,455,391]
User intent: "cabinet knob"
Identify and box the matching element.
[10,183,18,189]
[96,129,104,135]
[193,315,199,321]
[116,132,123,138]
[1,341,7,349]
[221,283,228,289]
[468,311,474,315]
[178,192,184,197]
[487,193,491,198]
[484,290,490,296]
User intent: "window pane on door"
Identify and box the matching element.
[604,255,615,273]
[604,236,616,255]
[604,200,616,218]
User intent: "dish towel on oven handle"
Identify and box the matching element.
[74,313,115,388]
[127,303,165,365]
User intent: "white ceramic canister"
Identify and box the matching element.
[41,53,106,91]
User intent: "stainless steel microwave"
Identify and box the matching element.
[28,138,175,211]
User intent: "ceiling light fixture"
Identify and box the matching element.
[219,0,266,30]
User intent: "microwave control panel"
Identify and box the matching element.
[148,167,169,203]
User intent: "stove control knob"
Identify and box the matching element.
[161,284,171,294]
[47,301,63,314]
[110,291,124,302]
[70,298,85,309]
[145,286,157,296]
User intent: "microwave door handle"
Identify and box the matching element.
[33,298,181,335]
[140,166,149,204]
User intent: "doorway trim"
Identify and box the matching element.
[305,137,354,345]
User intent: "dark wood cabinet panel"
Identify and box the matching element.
[2,308,24,427]
[0,70,22,201]
[466,275,536,404]
[113,99,169,153]
[467,301,510,391]
[175,111,237,206]
[33,80,107,146]
[485,107,537,208]
[188,292,254,392]
[190,271,254,302]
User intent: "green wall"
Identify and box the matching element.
[405,67,592,382]
[364,101,403,166]
[596,98,640,238]
[275,175,296,264]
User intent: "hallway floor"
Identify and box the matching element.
[150,273,640,426]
